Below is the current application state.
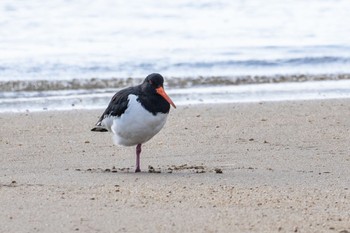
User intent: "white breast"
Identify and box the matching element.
[103,94,168,146]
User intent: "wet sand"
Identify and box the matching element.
[0,99,349,233]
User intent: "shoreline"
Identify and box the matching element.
[2,73,350,92]
[1,99,350,232]
[2,79,350,113]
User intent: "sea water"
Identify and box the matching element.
[1,0,350,111]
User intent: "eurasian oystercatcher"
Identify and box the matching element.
[91,73,176,172]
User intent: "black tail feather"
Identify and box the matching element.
[91,126,108,132]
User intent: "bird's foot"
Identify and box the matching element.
[135,168,141,173]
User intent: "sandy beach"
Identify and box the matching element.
[0,99,349,233]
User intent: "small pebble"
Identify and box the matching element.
[214,168,223,174]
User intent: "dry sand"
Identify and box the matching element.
[0,99,349,233]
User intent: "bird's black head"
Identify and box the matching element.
[143,73,165,89]
[141,73,176,108]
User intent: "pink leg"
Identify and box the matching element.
[135,144,142,172]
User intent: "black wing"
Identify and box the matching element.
[91,87,136,132]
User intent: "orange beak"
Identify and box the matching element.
[156,86,176,108]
